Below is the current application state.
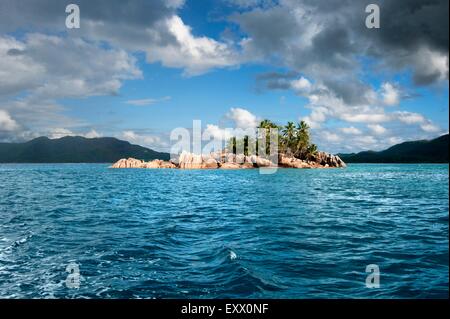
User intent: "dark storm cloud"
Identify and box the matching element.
[321,78,375,106]
[255,71,299,90]
[255,70,376,106]
[232,0,449,87]
[375,0,448,53]
[231,6,299,52]
[365,0,449,85]
[0,0,177,31]
[0,0,182,50]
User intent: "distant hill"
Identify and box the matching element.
[0,136,170,163]
[339,134,449,163]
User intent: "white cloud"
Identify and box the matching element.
[381,82,400,106]
[0,1,446,154]
[85,129,102,138]
[47,128,102,139]
[340,113,391,124]
[291,77,312,93]
[121,130,168,149]
[302,106,328,129]
[0,34,142,140]
[388,136,404,145]
[226,107,259,129]
[322,131,341,142]
[395,111,426,124]
[203,124,234,141]
[298,81,393,126]
[0,1,239,78]
[125,96,171,106]
[340,126,362,135]
[0,110,19,131]
[367,124,387,135]
[48,128,75,139]
[0,36,44,96]
[392,111,442,134]
[286,76,443,153]
[0,34,141,99]
[420,122,441,133]
[146,16,239,76]
[354,135,377,146]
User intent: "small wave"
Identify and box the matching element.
[229,250,237,260]
[1,232,34,254]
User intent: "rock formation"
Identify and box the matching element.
[279,152,346,169]
[111,158,176,169]
[312,151,347,168]
[110,150,346,169]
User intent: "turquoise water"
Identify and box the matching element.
[0,164,448,298]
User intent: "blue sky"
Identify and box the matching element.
[0,0,448,153]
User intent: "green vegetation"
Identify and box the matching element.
[227,119,318,160]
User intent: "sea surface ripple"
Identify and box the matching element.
[0,164,448,298]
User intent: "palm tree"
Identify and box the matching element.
[259,119,278,129]
[282,121,296,155]
[228,119,315,159]
[306,143,318,160]
[258,119,280,157]
[294,120,310,159]
[227,137,237,154]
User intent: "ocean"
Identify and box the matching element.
[0,163,448,298]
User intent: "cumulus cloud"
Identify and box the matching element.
[0,0,240,77]
[226,107,259,129]
[230,0,447,152]
[340,112,391,124]
[257,73,428,139]
[121,130,169,150]
[85,129,102,138]
[291,79,444,152]
[47,128,102,139]
[232,0,448,86]
[0,110,19,131]
[0,0,447,152]
[381,83,400,106]
[146,16,239,76]
[395,111,426,125]
[420,122,441,133]
[256,71,443,152]
[228,0,450,151]
[291,77,312,94]
[48,128,75,139]
[340,126,362,135]
[0,34,141,140]
[203,124,234,141]
[367,124,387,135]
[0,34,141,100]
[322,131,341,143]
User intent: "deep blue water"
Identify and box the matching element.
[0,164,448,299]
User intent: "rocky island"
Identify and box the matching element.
[111,151,346,169]
[111,120,346,169]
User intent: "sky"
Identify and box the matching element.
[0,0,448,153]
